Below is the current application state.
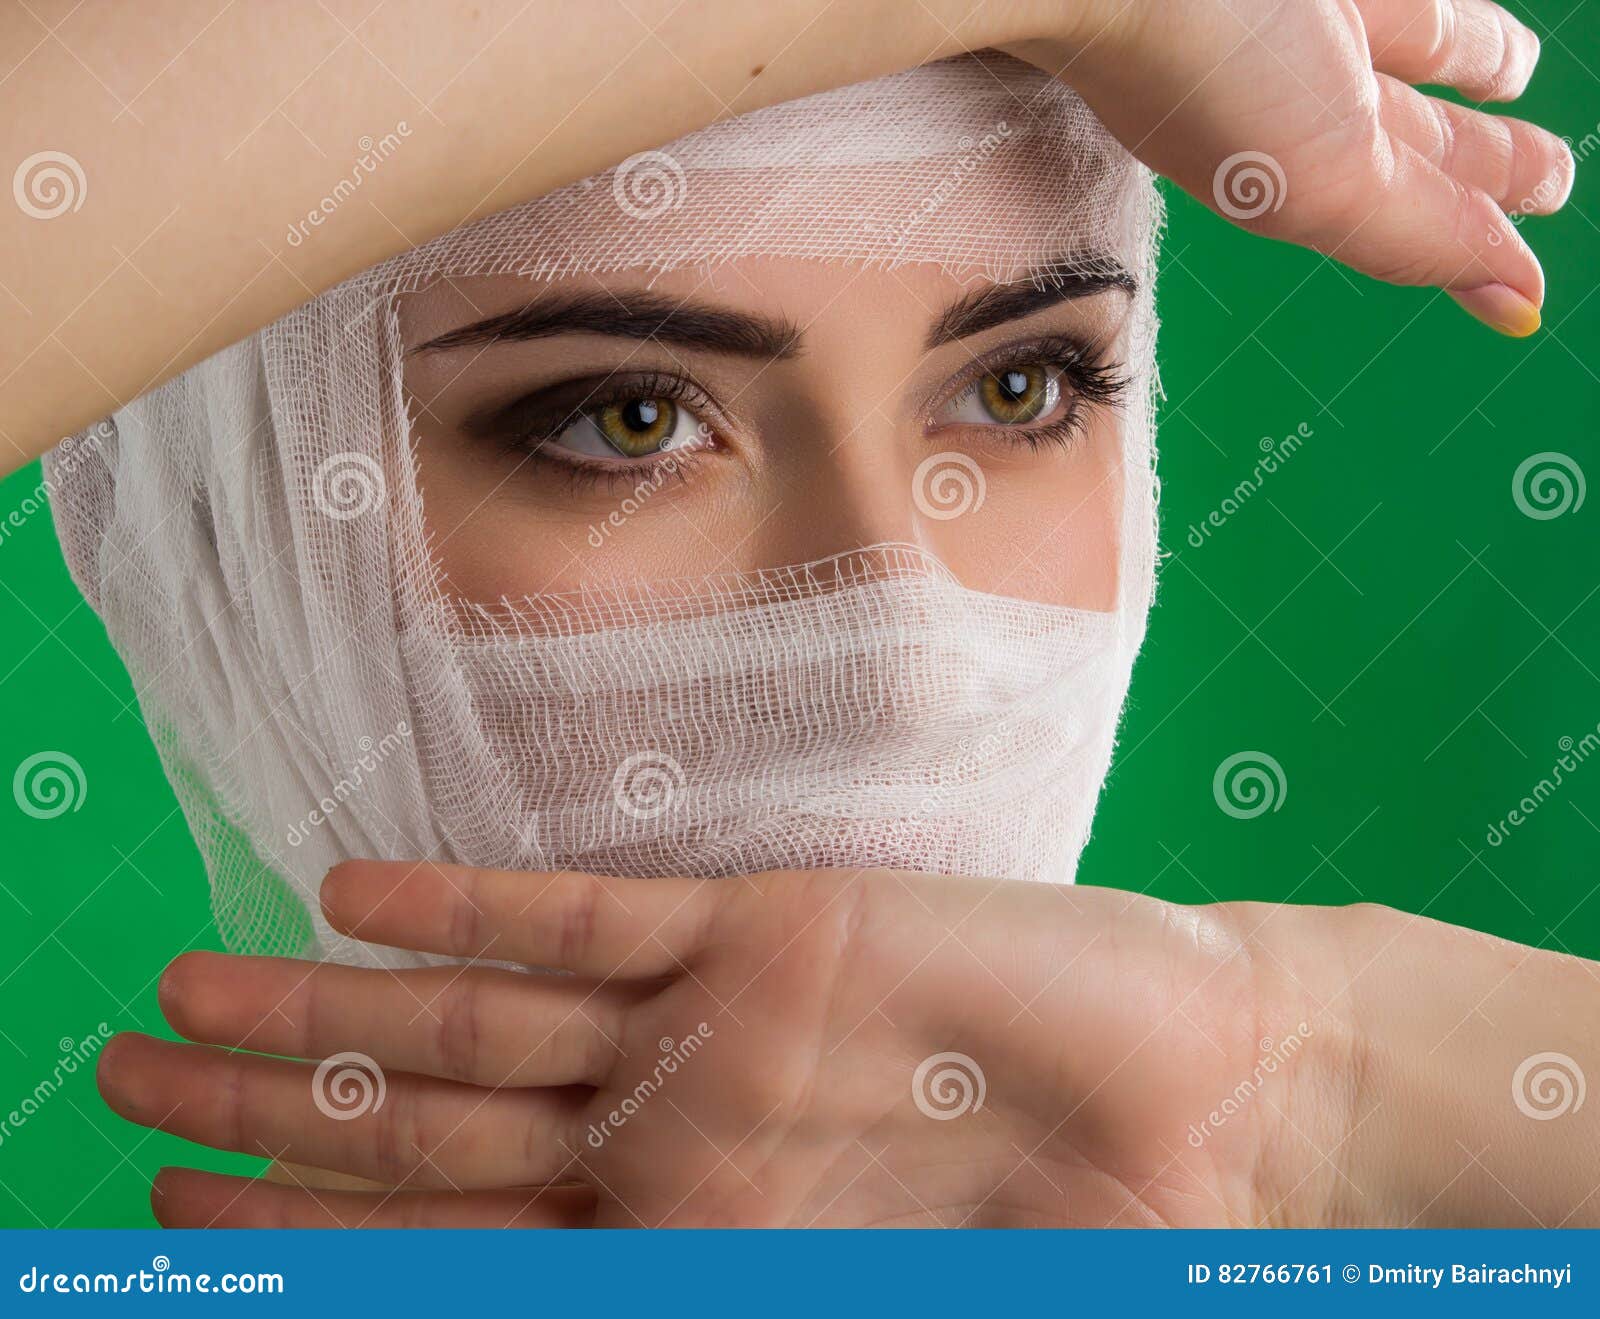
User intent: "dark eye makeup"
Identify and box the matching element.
[459,331,1128,493]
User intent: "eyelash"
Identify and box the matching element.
[937,335,1129,454]
[501,370,720,492]
[495,340,1128,492]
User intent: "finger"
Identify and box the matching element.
[1304,132,1544,333]
[322,859,722,977]
[97,1033,586,1189]
[1378,75,1574,214]
[160,951,632,1088]
[151,1167,595,1228]
[1361,0,1540,101]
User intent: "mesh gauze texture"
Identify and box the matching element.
[46,52,1163,968]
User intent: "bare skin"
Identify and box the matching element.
[401,260,1130,608]
[96,861,1600,1228]
[12,0,1590,1228]
[0,0,1572,471]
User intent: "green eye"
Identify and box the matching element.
[978,366,1053,424]
[594,398,678,457]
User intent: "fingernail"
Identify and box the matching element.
[1449,285,1541,338]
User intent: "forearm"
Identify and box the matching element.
[1337,906,1600,1226]
[0,0,1074,475]
[1249,902,1600,1227]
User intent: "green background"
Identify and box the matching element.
[2,4,1597,1228]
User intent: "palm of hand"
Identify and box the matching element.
[580,872,1284,1228]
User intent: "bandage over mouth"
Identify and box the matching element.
[46,52,1162,967]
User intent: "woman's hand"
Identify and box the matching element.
[97,862,1600,1227]
[2,1,1573,474]
[1022,0,1573,335]
[97,861,1360,1228]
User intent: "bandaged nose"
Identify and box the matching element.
[442,545,1128,890]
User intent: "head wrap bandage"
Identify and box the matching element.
[46,53,1163,967]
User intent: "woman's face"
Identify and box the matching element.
[397,257,1134,611]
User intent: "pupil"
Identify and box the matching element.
[623,399,660,432]
[998,370,1030,402]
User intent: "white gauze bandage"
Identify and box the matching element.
[46,52,1163,968]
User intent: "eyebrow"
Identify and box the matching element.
[409,253,1136,361]
[923,258,1136,349]
[409,290,804,360]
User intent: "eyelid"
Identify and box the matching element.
[483,369,727,449]
[925,333,1127,429]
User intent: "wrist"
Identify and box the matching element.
[1211,900,1376,1228]
[995,0,1135,79]
[1261,902,1600,1227]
